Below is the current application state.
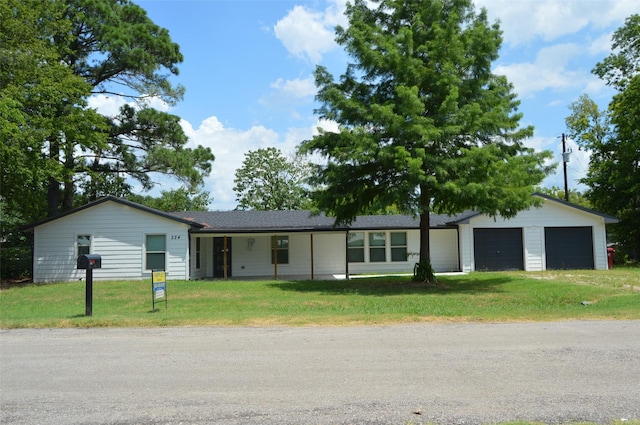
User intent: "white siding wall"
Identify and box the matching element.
[33,202,191,282]
[459,200,609,272]
[429,229,459,272]
[190,236,211,280]
[523,226,545,271]
[229,233,346,278]
[221,228,459,279]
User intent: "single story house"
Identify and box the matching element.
[23,194,618,282]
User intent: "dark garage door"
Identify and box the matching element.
[545,227,594,270]
[474,228,524,271]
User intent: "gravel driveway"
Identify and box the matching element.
[1,321,639,425]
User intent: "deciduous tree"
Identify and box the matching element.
[299,0,552,281]
[233,148,312,210]
[1,0,215,220]
[567,14,640,261]
[127,188,213,212]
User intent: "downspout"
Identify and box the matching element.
[456,226,462,272]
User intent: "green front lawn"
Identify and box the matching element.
[1,269,638,328]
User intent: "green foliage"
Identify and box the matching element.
[0,246,31,280]
[567,14,640,260]
[0,0,215,223]
[127,188,213,212]
[233,147,313,210]
[299,0,552,275]
[535,186,591,208]
[593,14,640,91]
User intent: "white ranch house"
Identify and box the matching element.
[24,194,617,282]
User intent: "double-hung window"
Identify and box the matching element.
[271,235,289,264]
[146,234,166,270]
[77,235,91,256]
[347,232,365,262]
[369,232,386,262]
[390,232,408,262]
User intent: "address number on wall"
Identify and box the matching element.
[170,235,181,240]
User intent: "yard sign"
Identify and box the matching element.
[151,270,167,311]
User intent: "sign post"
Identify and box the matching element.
[151,270,167,311]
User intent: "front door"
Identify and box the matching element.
[213,237,232,278]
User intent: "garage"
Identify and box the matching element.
[545,227,594,270]
[473,228,524,271]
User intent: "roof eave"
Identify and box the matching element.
[21,196,205,231]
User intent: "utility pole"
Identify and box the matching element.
[562,133,571,202]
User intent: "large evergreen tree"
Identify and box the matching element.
[299,0,552,281]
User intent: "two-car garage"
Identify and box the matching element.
[458,195,616,272]
[472,226,596,271]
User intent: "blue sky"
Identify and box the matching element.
[90,0,637,210]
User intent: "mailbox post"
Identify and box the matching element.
[77,254,102,316]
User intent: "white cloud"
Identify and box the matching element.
[588,31,614,55]
[270,77,317,98]
[314,118,340,135]
[274,6,335,62]
[274,0,347,63]
[88,94,128,117]
[495,44,585,98]
[88,94,170,116]
[475,0,637,47]
[179,116,322,210]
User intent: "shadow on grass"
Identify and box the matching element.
[268,275,513,296]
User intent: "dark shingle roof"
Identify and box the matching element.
[170,210,469,233]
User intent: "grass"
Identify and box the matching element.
[1,269,638,329]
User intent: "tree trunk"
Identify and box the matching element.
[62,144,75,211]
[414,186,436,283]
[419,186,431,264]
[47,178,60,217]
[47,139,60,217]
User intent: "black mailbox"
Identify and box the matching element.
[77,254,102,269]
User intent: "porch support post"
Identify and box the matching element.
[223,235,228,279]
[310,233,314,280]
[345,231,350,280]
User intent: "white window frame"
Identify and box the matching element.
[77,234,91,256]
[347,232,365,263]
[145,234,166,271]
[348,231,410,264]
[390,232,408,262]
[369,232,387,262]
[271,235,290,265]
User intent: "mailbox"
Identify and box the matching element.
[77,254,102,269]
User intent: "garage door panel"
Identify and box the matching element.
[545,227,594,270]
[474,228,524,271]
